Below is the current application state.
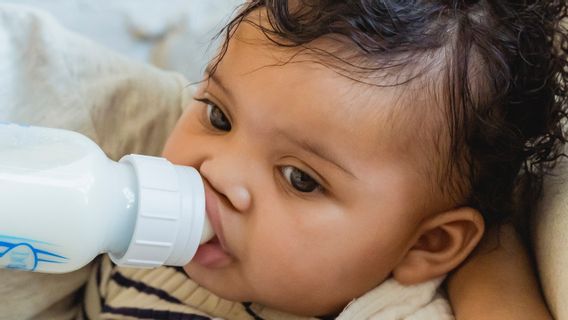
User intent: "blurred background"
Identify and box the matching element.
[0,0,244,82]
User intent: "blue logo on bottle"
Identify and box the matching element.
[0,235,67,271]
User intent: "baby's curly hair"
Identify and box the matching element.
[212,0,568,236]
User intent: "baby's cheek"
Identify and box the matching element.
[161,127,186,160]
[245,229,301,273]
[248,230,320,277]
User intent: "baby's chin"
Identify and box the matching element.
[183,264,347,317]
[182,263,252,302]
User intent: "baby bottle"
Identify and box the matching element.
[0,123,214,273]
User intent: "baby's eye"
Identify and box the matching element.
[281,166,322,193]
[207,103,231,131]
[195,97,231,131]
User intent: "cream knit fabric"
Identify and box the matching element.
[83,257,453,320]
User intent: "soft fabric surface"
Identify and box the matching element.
[535,148,568,320]
[0,0,242,81]
[0,4,189,159]
[0,4,188,319]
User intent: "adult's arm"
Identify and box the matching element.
[447,225,552,320]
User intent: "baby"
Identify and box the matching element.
[83,0,567,319]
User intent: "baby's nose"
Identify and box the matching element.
[199,160,252,213]
[225,185,251,212]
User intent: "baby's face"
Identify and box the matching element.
[162,23,437,316]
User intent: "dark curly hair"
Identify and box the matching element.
[210,0,568,237]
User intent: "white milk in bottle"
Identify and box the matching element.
[0,123,213,273]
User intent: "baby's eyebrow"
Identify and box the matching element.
[276,128,356,179]
[204,65,236,104]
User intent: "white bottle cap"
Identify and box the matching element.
[109,155,214,268]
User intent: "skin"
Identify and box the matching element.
[162,19,483,316]
[447,225,553,320]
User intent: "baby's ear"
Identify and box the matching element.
[392,207,484,285]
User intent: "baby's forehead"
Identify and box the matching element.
[216,17,449,179]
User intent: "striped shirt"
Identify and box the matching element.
[82,257,453,320]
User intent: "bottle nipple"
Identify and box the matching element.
[200,216,215,244]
